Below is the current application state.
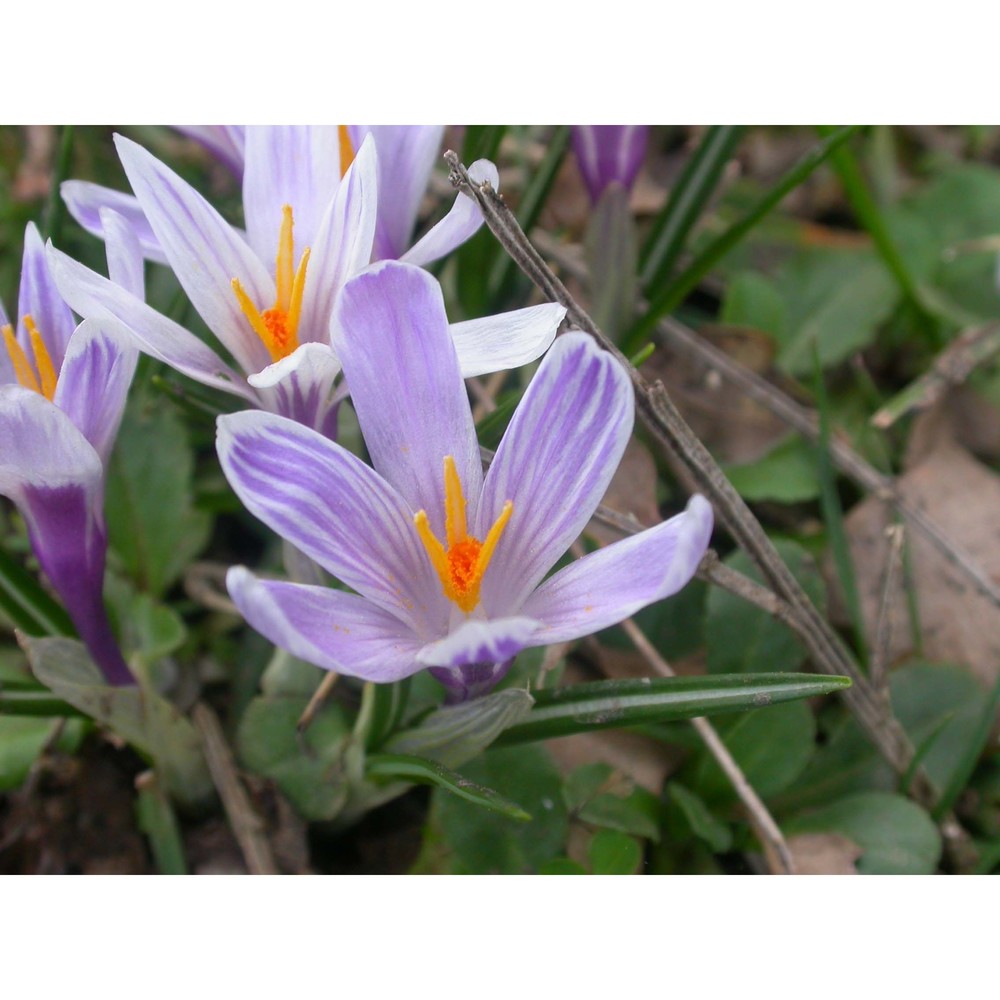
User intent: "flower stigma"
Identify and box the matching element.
[3,316,57,400]
[414,455,513,614]
[232,204,311,363]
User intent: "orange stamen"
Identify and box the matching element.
[232,204,310,363]
[3,317,58,401]
[414,456,513,614]
[339,125,356,178]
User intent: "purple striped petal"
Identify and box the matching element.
[332,261,481,537]
[46,245,257,403]
[0,387,130,685]
[53,321,137,466]
[242,126,343,261]
[227,568,425,682]
[297,134,378,347]
[416,616,541,668]
[449,302,565,378]
[99,207,145,300]
[115,134,275,376]
[17,223,76,371]
[175,125,246,178]
[248,342,342,438]
[476,332,633,615]
[400,158,498,268]
[521,495,714,643]
[571,125,650,203]
[359,125,446,261]
[61,181,167,264]
[217,410,448,636]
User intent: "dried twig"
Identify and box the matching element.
[184,561,238,615]
[192,702,278,875]
[297,672,339,735]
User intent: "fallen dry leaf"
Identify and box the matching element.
[840,440,1000,685]
[787,832,861,874]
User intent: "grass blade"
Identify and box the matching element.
[640,125,745,288]
[494,673,851,746]
[0,544,74,637]
[624,125,861,351]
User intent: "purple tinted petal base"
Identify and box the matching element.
[429,659,515,704]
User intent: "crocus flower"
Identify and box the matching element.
[51,128,562,439]
[62,125,490,269]
[218,261,712,701]
[572,125,651,204]
[0,219,139,686]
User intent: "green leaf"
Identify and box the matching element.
[774,247,900,375]
[667,782,733,853]
[0,717,82,791]
[706,542,826,674]
[786,792,941,874]
[0,543,74,637]
[357,677,411,753]
[495,673,849,746]
[384,688,534,769]
[579,787,661,843]
[135,771,188,875]
[641,125,745,290]
[105,390,211,597]
[121,592,187,666]
[724,436,821,503]
[433,743,568,874]
[237,693,353,822]
[367,753,530,822]
[720,271,788,339]
[22,635,212,806]
[689,700,816,804]
[589,830,643,875]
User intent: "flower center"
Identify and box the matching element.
[3,316,57,401]
[414,456,513,614]
[232,204,311,363]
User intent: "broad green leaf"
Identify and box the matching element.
[690,700,816,804]
[0,716,84,791]
[538,858,588,875]
[495,673,849,746]
[706,541,826,674]
[237,694,352,822]
[667,781,733,853]
[105,390,211,597]
[724,436,821,503]
[564,762,615,809]
[23,636,211,806]
[433,743,568,874]
[367,753,530,822]
[786,792,941,874]
[578,787,660,843]
[589,830,643,875]
[774,247,900,375]
[720,271,787,339]
[121,592,187,666]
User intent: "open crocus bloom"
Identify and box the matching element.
[51,128,561,439]
[218,261,712,701]
[0,219,139,686]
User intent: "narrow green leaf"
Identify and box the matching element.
[640,125,745,287]
[358,677,411,752]
[42,125,74,245]
[494,673,851,746]
[135,772,188,875]
[0,690,81,717]
[0,544,74,637]
[668,782,733,853]
[488,125,570,299]
[624,125,861,350]
[462,125,507,166]
[367,752,531,822]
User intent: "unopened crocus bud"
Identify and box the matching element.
[571,125,651,204]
